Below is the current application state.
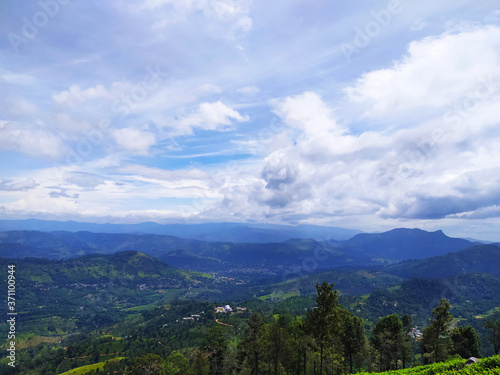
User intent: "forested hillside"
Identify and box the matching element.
[1,230,499,374]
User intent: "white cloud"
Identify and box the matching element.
[0,121,64,159]
[113,127,156,155]
[129,0,253,38]
[209,82,500,226]
[53,85,108,107]
[272,92,346,137]
[345,25,500,121]
[175,101,249,135]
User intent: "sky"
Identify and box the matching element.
[1,1,500,240]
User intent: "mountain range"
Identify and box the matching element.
[0,219,362,242]
[0,225,487,275]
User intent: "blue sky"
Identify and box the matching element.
[1,1,500,240]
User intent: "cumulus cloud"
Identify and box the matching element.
[0,121,64,159]
[211,73,500,224]
[345,26,500,121]
[53,85,108,107]
[272,92,345,137]
[175,101,249,135]
[113,127,156,155]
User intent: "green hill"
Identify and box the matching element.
[263,269,404,297]
[384,244,500,279]
[0,251,191,285]
[354,355,500,374]
[357,273,500,323]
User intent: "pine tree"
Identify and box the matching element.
[484,318,500,355]
[203,325,228,375]
[401,314,413,369]
[305,282,345,374]
[238,312,265,375]
[450,325,481,358]
[421,298,453,363]
[372,314,404,371]
[343,315,365,373]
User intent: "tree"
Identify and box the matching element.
[264,316,293,375]
[484,318,500,355]
[305,282,345,375]
[450,325,481,358]
[295,321,315,375]
[421,298,453,364]
[203,325,228,375]
[191,350,209,375]
[165,352,191,375]
[238,312,265,375]
[222,343,238,375]
[343,315,365,373]
[372,314,404,371]
[127,353,166,375]
[401,314,413,369]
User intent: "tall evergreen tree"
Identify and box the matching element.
[484,318,500,355]
[421,298,453,364]
[265,316,292,375]
[401,314,413,369]
[343,315,365,373]
[372,314,404,371]
[450,325,481,358]
[295,321,315,375]
[203,325,228,375]
[238,312,265,375]
[305,282,345,375]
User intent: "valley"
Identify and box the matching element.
[0,224,499,374]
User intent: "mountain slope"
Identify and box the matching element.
[0,251,193,285]
[384,244,500,279]
[0,230,216,259]
[341,228,474,261]
[358,273,500,323]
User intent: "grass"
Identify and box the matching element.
[475,306,500,319]
[354,355,500,375]
[258,291,300,301]
[59,357,125,375]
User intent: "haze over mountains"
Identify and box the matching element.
[0,219,362,242]
[0,220,494,275]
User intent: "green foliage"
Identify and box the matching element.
[484,318,500,354]
[354,355,500,374]
[421,298,454,364]
[238,312,265,374]
[385,244,500,279]
[305,282,348,374]
[343,315,366,373]
[372,314,405,371]
[202,325,228,375]
[127,353,166,375]
[450,325,482,358]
